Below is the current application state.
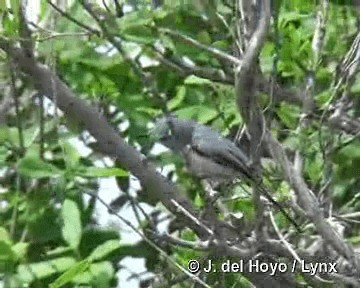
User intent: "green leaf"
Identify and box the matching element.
[87,240,121,262]
[50,260,90,288]
[184,75,213,85]
[350,75,360,93]
[73,261,114,286]
[17,257,76,284]
[12,242,29,260]
[61,199,82,250]
[89,261,114,287]
[338,141,360,159]
[10,0,19,12]
[46,246,73,257]
[0,127,20,145]
[349,235,360,244]
[306,155,322,184]
[212,40,228,50]
[17,154,62,179]
[196,30,211,44]
[260,42,275,73]
[0,240,15,262]
[22,126,40,148]
[175,106,217,123]
[0,0,6,10]
[0,226,11,244]
[276,103,300,129]
[2,0,20,36]
[0,146,7,165]
[279,11,308,28]
[77,167,128,178]
[315,90,332,107]
[123,26,156,44]
[62,141,81,169]
[0,127,8,144]
[118,9,154,30]
[2,9,18,37]
[168,86,186,110]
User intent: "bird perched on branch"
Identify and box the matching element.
[152,115,300,232]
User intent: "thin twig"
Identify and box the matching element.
[37,32,92,42]
[269,211,302,263]
[80,1,167,112]
[47,0,101,36]
[85,191,212,288]
[265,130,359,269]
[159,28,242,66]
[160,233,209,250]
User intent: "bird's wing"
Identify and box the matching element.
[192,125,302,232]
[182,145,237,179]
[192,125,253,179]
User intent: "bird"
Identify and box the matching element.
[152,115,301,232]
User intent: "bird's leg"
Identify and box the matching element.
[202,179,218,199]
[200,180,228,215]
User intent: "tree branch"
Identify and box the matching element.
[159,28,242,66]
[234,0,271,234]
[264,131,359,270]
[47,0,101,36]
[0,37,211,239]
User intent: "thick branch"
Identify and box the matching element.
[265,131,359,269]
[235,0,271,122]
[234,0,271,234]
[0,38,211,238]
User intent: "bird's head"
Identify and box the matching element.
[150,115,195,152]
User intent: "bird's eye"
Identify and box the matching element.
[159,129,172,141]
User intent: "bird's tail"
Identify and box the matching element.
[255,182,302,233]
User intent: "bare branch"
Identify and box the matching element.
[235,0,271,81]
[235,0,271,124]
[47,0,101,36]
[234,0,271,235]
[328,108,360,135]
[159,233,209,250]
[154,48,233,84]
[265,130,359,269]
[86,191,212,288]
[294,0,328,174]
[159,28,242,66]
[0,37,211,239]
[80,1,166,111]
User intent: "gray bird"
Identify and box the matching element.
[152,115,300,232]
